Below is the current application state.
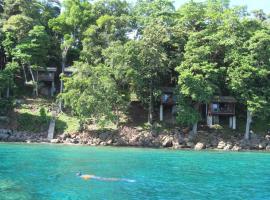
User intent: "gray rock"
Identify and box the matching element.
[240,139,250,149]
[265,135,270,141]
[217,141,226,149]
[99,132,110,141]
[50,138,59,143]
[258,141,267,150]
[186,142,195,148]
[129,134,140,146]
[64,138,74,144]
[250,141,260,149]
[231,145,241,151]
[266,145,270,151]
[113,138,127,146]
[106,139,113,145]
[0,133,10,140]
[162,136,173,147]
[223,143,233,151]
[210,138,219,147]
[60,133,70,140]
[194,142,205,150]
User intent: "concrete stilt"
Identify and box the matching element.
[207,115,213,127]
[229,116,233,128]
[232,115,236,130]
[160,104,163,121]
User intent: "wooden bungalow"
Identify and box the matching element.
[64,67,76,77]
[206,96,237,129]
[159,87,176,122]
[35,67,57,97]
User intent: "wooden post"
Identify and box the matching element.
[160,104,163,121]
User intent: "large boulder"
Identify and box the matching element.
[217,141,226,149]
[265,135,270,141]
[223,143,233,151]
[240,139,250,149]
[99,132,110,141]
[50,138,60,143]
[106,139,113,145]
[58,133,70,140]
[0,133,10,140]
[186,141,195,148]
[113,137,127,146]
[162,136,173,147]
[231,145,241,151]
[210,138,219,147]
[194,142,205,150]
[258,141,267,150]
[250,139,260,149]
[64,138,75,144]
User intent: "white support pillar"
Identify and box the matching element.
[160,104,163,121]
[232,115,236,130]
[207,115,213,127]
[229,116,233,128]
[51,81,55,97]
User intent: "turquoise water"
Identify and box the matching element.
[0,144,270,200]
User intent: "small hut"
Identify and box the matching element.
[64,67,76,77]
[206,96,237,129]
[159,87,176,122]
[36,67,57,97]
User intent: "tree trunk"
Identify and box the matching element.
[59,47,68,111]
[29,66,37,96]
[245,110,252,140]
[192,122,198,135]
[115,107,120,128]
[22,65,27,83]
[148,79,153,124]
[192,103,200,134]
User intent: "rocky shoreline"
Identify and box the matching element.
[1,127,270,151]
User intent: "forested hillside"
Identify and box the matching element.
[0,0,269,139]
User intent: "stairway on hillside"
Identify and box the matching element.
[47,110,57,140]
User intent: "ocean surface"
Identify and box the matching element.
[0,143,270,200]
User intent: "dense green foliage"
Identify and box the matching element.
[0,0,269,138]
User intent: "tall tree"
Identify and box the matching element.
[60,62,128,127]
[175,1,246,134]
[131,21,170,124]
[228,29,270,139]
[49,0,93,108]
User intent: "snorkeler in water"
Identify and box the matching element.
[76,172,135,182]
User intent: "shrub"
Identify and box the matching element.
[0,99,14,115]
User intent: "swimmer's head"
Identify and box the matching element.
[76,171,82,176]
